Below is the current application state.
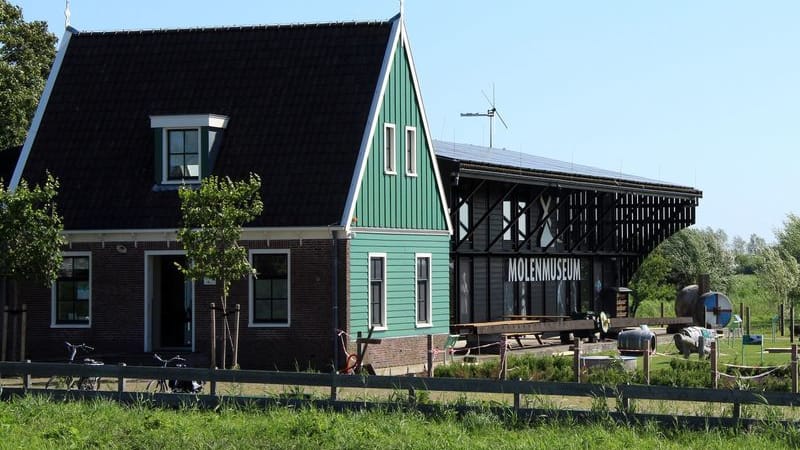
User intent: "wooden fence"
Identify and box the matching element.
[2,360,800,430]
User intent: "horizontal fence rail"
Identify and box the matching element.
[2,361,800,429]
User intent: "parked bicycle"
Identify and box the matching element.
[44,342,104,390]
[146,353,203,394]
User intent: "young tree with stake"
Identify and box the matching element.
[176,174,263,369]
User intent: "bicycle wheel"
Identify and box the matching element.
[145,379,168,393]
[78,376,102,391]
[45,375,74,390]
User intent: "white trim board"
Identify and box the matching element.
[10,29,74,191]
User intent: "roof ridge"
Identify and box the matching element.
[72,19,393,36]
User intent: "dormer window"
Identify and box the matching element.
[150,114,229,184]
[167,129,200,181]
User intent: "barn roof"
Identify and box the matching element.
[434,140,702,199]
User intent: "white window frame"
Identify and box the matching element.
[383,123,396,175]
[51,251,92,329]
[248,249,291,328]
[415,253,432,327]
[404,126,417,177]
[368,252,388,330]
[161,127,202,185]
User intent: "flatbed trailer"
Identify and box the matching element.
[451,316,695,346]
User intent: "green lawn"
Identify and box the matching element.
[1,396,800,449]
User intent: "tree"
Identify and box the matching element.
[0,173,65,359]
[754,247,800,307]
[0,1,58,150]
[628,248,674,316]
[176,174,263,369]
[777,214,800,263]
[657,227,735,292]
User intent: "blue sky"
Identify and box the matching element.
[15,1,800,243]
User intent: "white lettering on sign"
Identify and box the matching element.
[507,257,581,282]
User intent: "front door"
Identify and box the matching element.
[150,254,193,350]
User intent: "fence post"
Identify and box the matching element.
[710,341,718,389]
[407,386,416,404]
[117,363,127,395]
[233,304,241,369]
[573,339,582,383]
[513,378,521,412]
[426,334,434,378]
[792,305,796,344]
[23,360,31,392]
[792,344,798,394]
[643,340,651,385]
[19,304,26,361]
[1,305,7,362]
[746,307,751,336]
[781,303,785,337]
[209,367,217,396]
[660,302,664,318]
[499,335,508,380]
[210,303,216,369]
[330,370,338,402]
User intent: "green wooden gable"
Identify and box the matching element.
[351,38,449,232]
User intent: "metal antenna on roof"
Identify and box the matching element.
[460,83,508,148]
[65,0,71,30]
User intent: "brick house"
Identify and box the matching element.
[7,13,452,371]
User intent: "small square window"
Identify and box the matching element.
[166,129,200,182]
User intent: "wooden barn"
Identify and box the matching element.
[434,141,702,337]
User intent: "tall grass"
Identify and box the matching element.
[2,396,800,449]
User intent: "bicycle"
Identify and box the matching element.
[146,353,203,393]
[44,342,104,390]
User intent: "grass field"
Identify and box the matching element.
[2,395,800,449]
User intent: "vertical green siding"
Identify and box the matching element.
[353,41,447,231]
[349,232,450,338]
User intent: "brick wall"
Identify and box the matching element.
[15,239,343,370]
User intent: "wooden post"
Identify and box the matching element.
[499,335,508,380]
[210,303,216,369]
[330,371,338,401]
[781,303,785,337]
[1,305,8,362]
[792,305,796,344]
[643,340,651,385]
[746,307,751,336]
[740,303,744,326]
[426,335,434,378]
[209,367,217,396]
[660,302,664,318]
[710,341,718,389]
[117,362,127,395]
[221,309,227,371]
[23,360,31,391]
[19,304,26,361]
[233,304,241,369]
[513,378,521,412]
[573,339,582,383]
[792,344,798,394]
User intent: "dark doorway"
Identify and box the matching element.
[152,255,192,349]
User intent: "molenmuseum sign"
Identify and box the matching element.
[507,257,582,282]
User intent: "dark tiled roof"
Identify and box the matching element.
[21,21,393,229]
[0,146,21,186]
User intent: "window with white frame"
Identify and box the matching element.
[369,254,387,328]
[250,251,290,326]
[166,129,200,181]
[52,254,91,327]
[384,123,396,174]
[405,126,417,176]
[415,254,431,326]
